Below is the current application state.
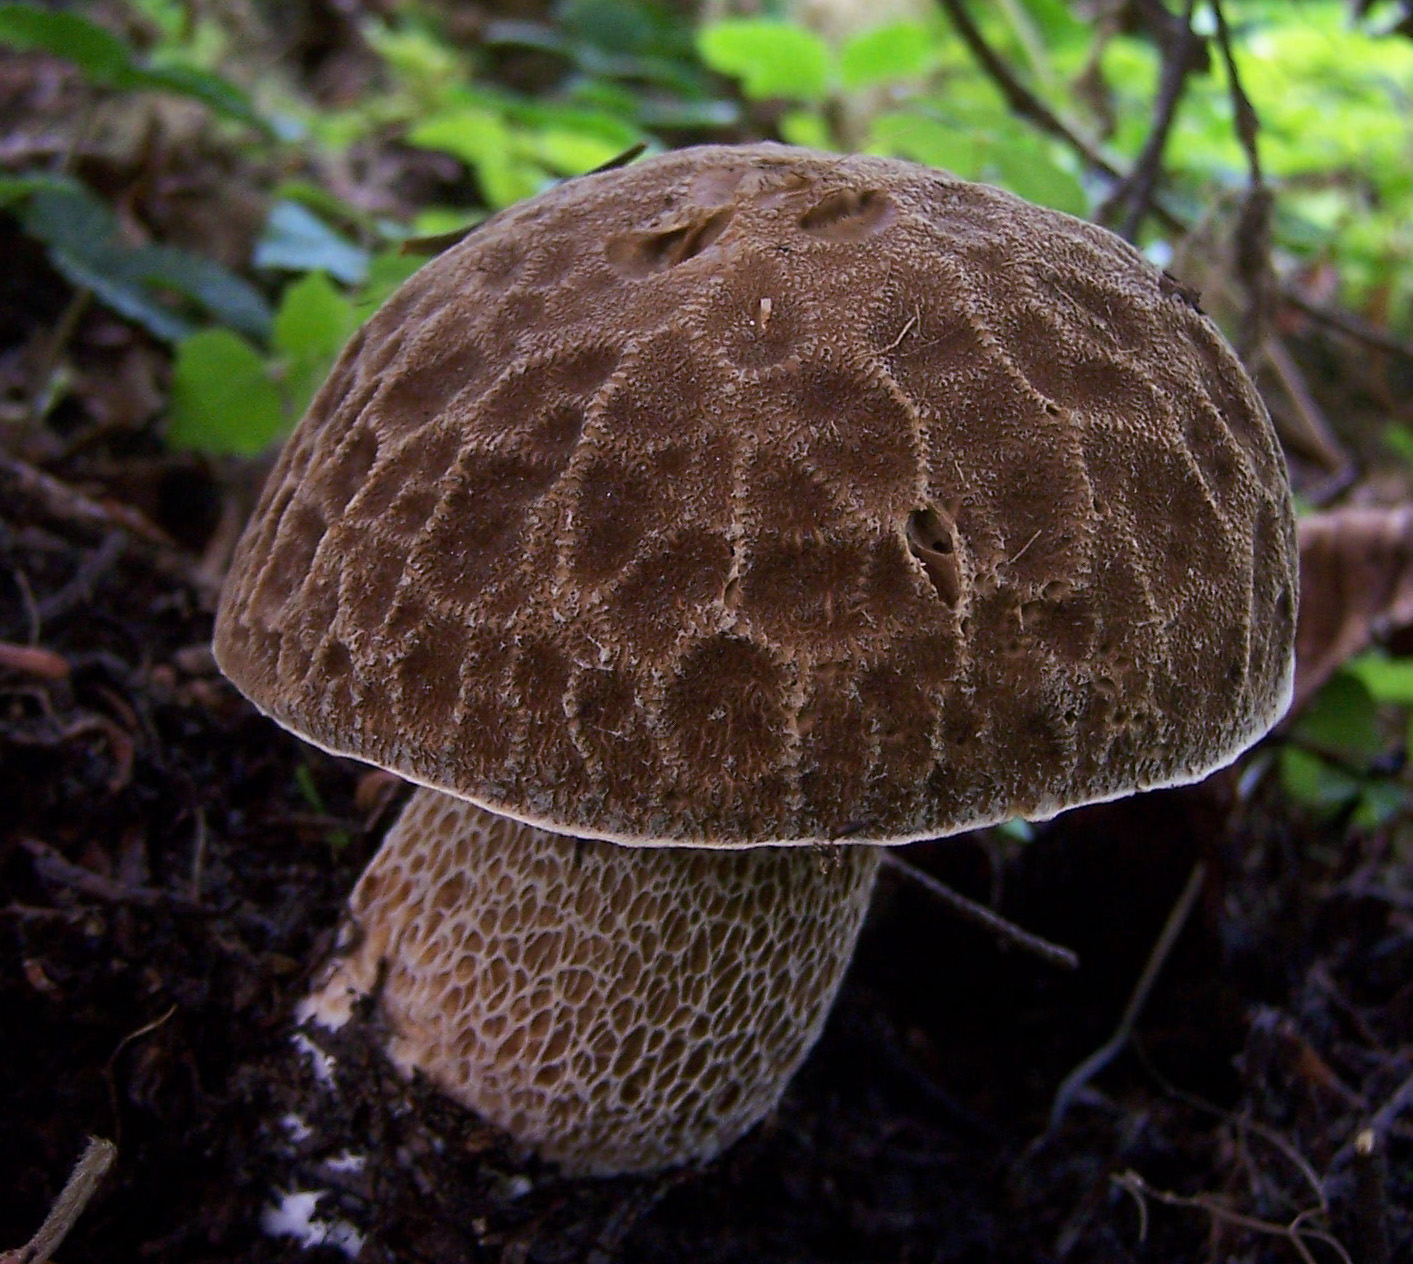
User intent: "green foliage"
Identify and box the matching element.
[357,251,425,314]
[272,272,360,420]
[870,112,1088,215]
[692,2,1413,308]
[8,0,1410,461]
[698,15,945,101]
[2,175,271,342]
[405,96,638,210]
[1346,651,1413,708]
[1290,672,1386,761]
[311,13,657,212]
[167,328,284,456]
[695,9,1089,215]
[839,22,937,91]
[292,763,351,852]
[1097,1,1413,317]
[0,2,270,131]
[490,0,712,97]
[697,20,831,102]
[255,201,370,286]
[1280,659,1413,830]
[167,266,364,456]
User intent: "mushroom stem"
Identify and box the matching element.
[300,788,881,1176]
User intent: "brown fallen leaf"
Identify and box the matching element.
[1293,505,1413,713]
[0,642,70,680]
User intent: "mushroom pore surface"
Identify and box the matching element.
[213,144,1298,1177]
[214,143,1297,847]
[304,791,880,1175]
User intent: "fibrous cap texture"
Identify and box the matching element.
[304,790,881,1175]
[214,143,1298,847]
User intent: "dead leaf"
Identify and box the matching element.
[1293,505,1413,712]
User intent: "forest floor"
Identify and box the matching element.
[3,5,1413,1261]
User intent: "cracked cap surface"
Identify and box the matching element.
[214,143,1298,847]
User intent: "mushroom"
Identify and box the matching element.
[213,144,1298,1176]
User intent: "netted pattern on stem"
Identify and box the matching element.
[302,790,881,1175]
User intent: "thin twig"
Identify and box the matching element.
[584,1172,685,1264]
[1211,0,1263,185]
[0,453,172,549]
[1213,0,1276,357]
[936,2,1115,174]
[1048,860,1207,1130]
[1,1135,116,1264]
[1367,1067,1413,1139]
[1099,0,1202,240]
[0,641,70,680]
[878,310,919,354]
[23,837,207,913]
[1259,334,1350,475]
[1282,293,1413,363]
[1007,529,1042,566]
[0,452,213,603]
[935,0,1409,384]
[33,530,127,628]
[1113,1169,1353,1264]
[1132,1040,1328,1211]
[104,1004,178,1149]
[881,851,1079,970]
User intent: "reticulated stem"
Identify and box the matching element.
[301,788,880,1175]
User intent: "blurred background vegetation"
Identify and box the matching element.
[4,0,1413,836]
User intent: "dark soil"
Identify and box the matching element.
[2,436,1411,1262]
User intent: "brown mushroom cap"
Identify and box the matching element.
[214,143,1297,848]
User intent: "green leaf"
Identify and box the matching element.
[272,271,356,362]
[869,112,980,175]
[272,272,358,419]
[560,0,656,55]
[407,106,547,208]
[1278,746,1362,814]
[0,170,83,208]
[870,113,1087,214]
[255,201,369,285]
[363,19,463,98]
[357,251,425,314]
[127,0,185,43]
[524,126,632,177]
[993,818,1034,844]
[18,181,271,341]
[779,108,832,150]
[129,61,269,133]
[839,22,936,90]
[983,138,1087,215]
[1383,423,1413,466]
[49,245,190,342]
[697,19,831,102]
[167,329,285,455]
[0,5,133,84]
[1347,652,1413,707]
[1352,780,1408,831]
[1291,671,1385,761]
[0,3,268,131]
[132,241,272,339]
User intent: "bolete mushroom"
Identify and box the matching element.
[213,144,1297,1176]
